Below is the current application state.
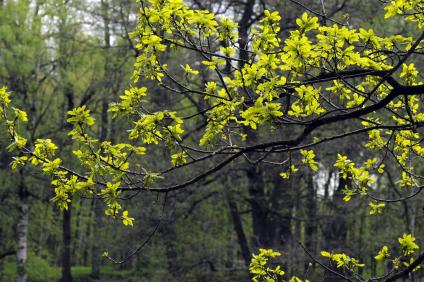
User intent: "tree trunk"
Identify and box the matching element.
[305,173,317,271]
[83,201,95,266]
[61,203,72,282]
[247,165,269,248]
[408,201,417,235]
[16,174,28,282]
[91,1,111,275]
[269,172,293,252]
[357,208,366,276]
[225,187,251,265]
[237,0,256,67]
[90,199,102,279]
[408,201,417,282]
[236,0,269,251]
[61,87,74,282]
[323,177,348,282]
[160,222,179,278]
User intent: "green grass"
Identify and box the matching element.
[72,266,134,279]
[1,257,136,282]
[2,254,59,282]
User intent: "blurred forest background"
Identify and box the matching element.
[0,0,423,281]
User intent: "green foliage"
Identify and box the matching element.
[3,262,136,282]
[249,249,309,282]
[250,249,285,281]
[374,246,390,261]
[320,251,365,271]
[399,233,420,256]
[1,0,424,280]
[3,252,59,282]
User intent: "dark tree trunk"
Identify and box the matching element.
[91,1,111,276]
[357,208,366,276]
[235,0,271,251]
[91,94,109,279]
[61,203,72,282]
[84,201,95,266]
[238,0,256,68]
[323,177,348,282]
[271,172,293,250]
[161,222,179,276]
[61,82,74,282]
[305,173,317,271]
[90,199,103,279]
[225,188,251,265]
[247,166,268,248]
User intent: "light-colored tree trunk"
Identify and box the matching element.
[409,201,417,235]
[16,175,28,282]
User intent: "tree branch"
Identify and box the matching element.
[384,252,424,282]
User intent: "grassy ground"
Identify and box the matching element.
[1,258,136,282]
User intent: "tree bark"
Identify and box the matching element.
[91,0,111,275]
[160,221,179,277]
[305,172,317,271]
[323,177,348,282]
[61,203,72,282]
[90,199,102,279]
[225,187,251,265]
[238,0,256,68]
[16,173,28,282]
[90,89,108,280]
[270,172,293,251]
[247,165,268,248]
[236,0,273,250]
